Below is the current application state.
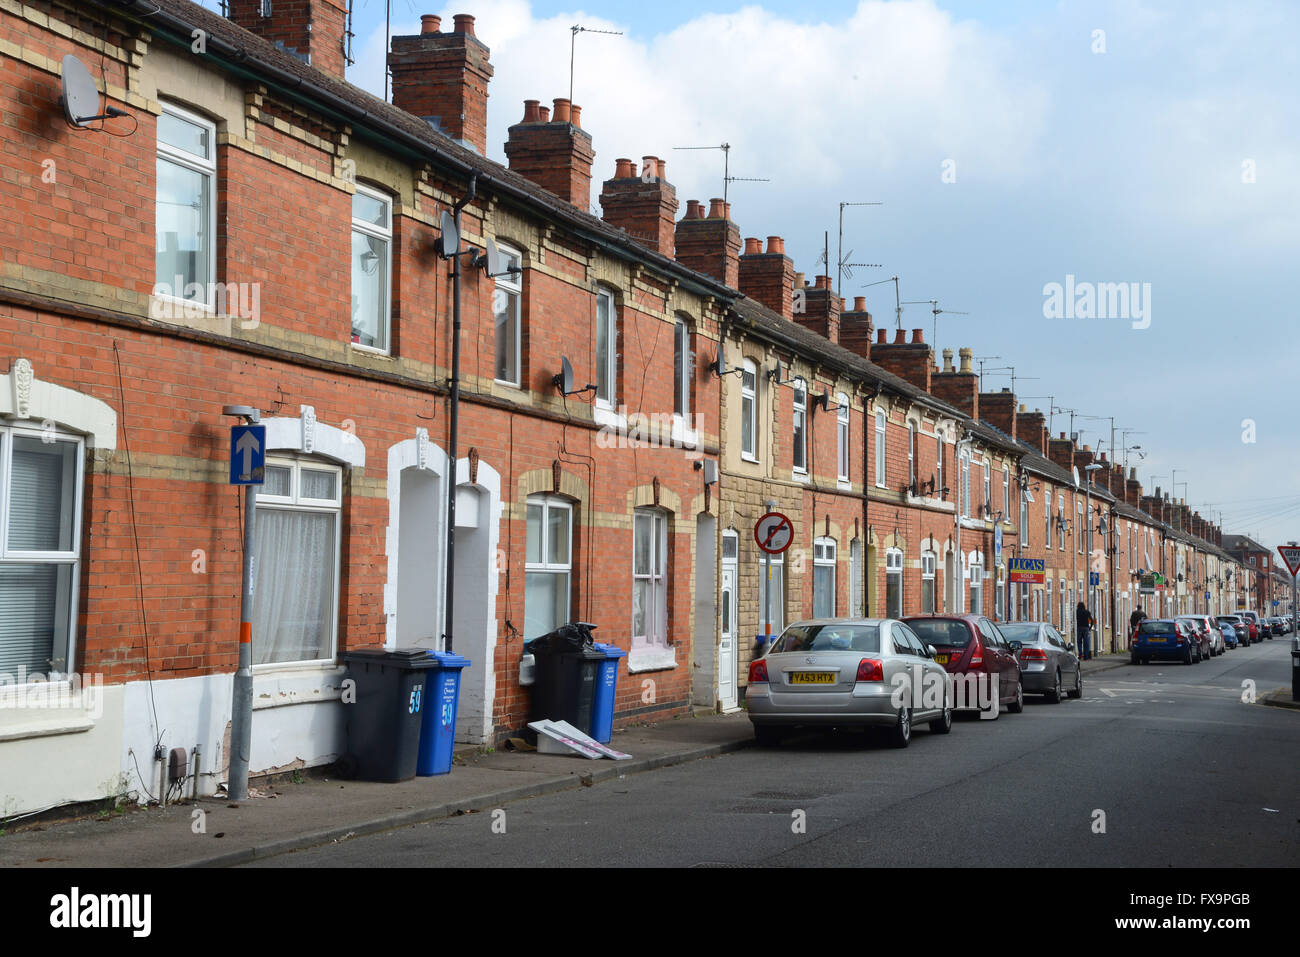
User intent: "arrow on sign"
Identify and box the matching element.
[236,429,261,476]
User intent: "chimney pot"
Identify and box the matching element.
[641,155,657,179]
[854,296,866,312]
[522,99,541,122]
[894,329,906,344]
[815,275,832,290]
[421,14,442,33]
[743,237,762,255]
[766,236,785,255]
[570,104,582,128]
[1059,432,1065,439]
[538,106,550,122]
[941,348,954,373]
[911,328,924,344]
[1018,404,1025,412]
[615,157,633,178]
[793,271,805,288]
[958,346,973,374]
[877,329,888,344]
[684,199,702,219]
[551,98,571,123]
[453,13,475,35]
[707,198,726,219]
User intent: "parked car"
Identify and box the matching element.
[1176,616,1216,658]
[746,618,954,748]
[1269,617,1286,635]
[1131,618,1199,665]
[902,614,1024,718]
[1217,614,1252,647]
[999,621,1082,702]
[1241,610,1266,640]
[1218,621,1240,649]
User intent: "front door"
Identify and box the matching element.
[719,560,738,710]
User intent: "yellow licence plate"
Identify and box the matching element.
[934,654,949,664]
[1146,637,1166,643]
[790,672,836,685]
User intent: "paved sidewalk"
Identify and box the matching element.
[1079,652,1130,676]
[0,712,755,868]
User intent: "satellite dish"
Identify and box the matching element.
[484,237,503,276]
[702,459,719,485]
[552,356,575,394]
[437,210,459,259]
[60,55,100,127]
[1072,465,1081,487]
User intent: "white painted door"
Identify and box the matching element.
[719,561,738,711]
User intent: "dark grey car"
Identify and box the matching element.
[999,621,1081,703]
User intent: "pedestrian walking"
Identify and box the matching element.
[1076,601,1096,660]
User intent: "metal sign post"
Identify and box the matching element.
[224,408,264,802]
[755,512,794,643]
[1277,543,1300,636]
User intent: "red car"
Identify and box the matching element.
[902,614,1024,718]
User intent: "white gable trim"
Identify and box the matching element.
[0,358,117,449]
[262,404,365,467]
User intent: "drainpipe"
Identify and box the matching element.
[443,173,478,654]
[955,431,973,615]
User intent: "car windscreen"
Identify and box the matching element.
[771,624,880,654]
[907,619,972,647]
[999,623,1041,643]
[1139,621,1176,635]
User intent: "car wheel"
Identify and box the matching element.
[929,705,953,735]
[888,707,912,748]
[1045,670,1062,704]
[1184,646,1194,665]
[1068,668,1083,699]
[753,724,783,747]
[1008,679,1024,714]
[1130,653,1139,666]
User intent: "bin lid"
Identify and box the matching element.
[592,642,627,660]
[339,646,440,669]
[422,650,472,669]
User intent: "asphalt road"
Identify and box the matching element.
[248,639,1299,867]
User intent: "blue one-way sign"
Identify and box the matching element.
[230,425,266,485]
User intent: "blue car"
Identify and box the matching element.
[1218,622,1239,649]
[1130,618,1199,665]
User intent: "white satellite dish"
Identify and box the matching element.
[437,210,459,259]
[60,55,100,127]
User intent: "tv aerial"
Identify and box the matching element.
[60,55,130,129]
[671,143,769,206]
[570,24,624,105]
[862,275,903,329]
[902,298,968,344]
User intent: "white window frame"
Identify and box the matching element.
[673,316,691,421]
[740,359,758,462]
[760,549,784,634]
[254,455,343,669]
[968,551,984,614]
[907,421,916,491]
[1046,577,1053,625]
[1058,492,1067,550]
[493,241,523,385]
[792,378,808,476]
[983,462,991,518]
[632,507,669,650]
[1045,486,1052,547]
[885,547,904,619]
[525,495,574,639]
[0,424,84,681]
[935,432,944,499]
[1077,500,1084,554]
[595,287,618,409]
[921,549,937,615]
[837,394,851,484]
[960,449,971,518]
[813,537,836,617]
[875,410,887,487]
[155,101,217,309]
[1021,489,1030,549]
[1003,465,1010,520]
[351,183,393,353]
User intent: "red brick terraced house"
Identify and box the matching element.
[0,0,740,815]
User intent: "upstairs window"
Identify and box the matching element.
[792,379,807,474]
[493,242,522,385]
[838,395,851,482]
[595,288,618,407]
[1003,466,1010,519]
[875,411,887,486]
[156,103,216,306]
[740,360,758,460]
[673,318,692,419]
[351,185,392,352]
[906,422,916,490]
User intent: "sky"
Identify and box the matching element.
[202,0,1300,564]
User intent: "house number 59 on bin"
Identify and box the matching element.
[409,684,423,714]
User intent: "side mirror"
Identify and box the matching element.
[1066,642,1076,651]
[1008,640,1023,652]
[925,644,938,658]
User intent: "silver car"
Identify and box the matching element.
[999,621,1082,703]
[747,618,953,748]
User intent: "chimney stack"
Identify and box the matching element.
[1015,407,1047,455]
[930,345,979,419]
[388,13,494,153]
[599,156,679,256]
[504,97,596,207]
[738,235,795,318]
[229,0,351,77]
[839,296,873,359]
[794,274,842,342]
[979,388,1017,441]
[674,198,741,287]
[1048,432,1075,473]
[870,327,933,392]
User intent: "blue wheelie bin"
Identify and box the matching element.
[417,650,472,776]
[589,642,626,744]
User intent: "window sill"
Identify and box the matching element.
[593,405,625,431]
[837,478,852,491]
[740,454,760,465]
[0,681,100,742]
[793,468,809,483]
[350,343,393,358]
[627,646,677,673]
